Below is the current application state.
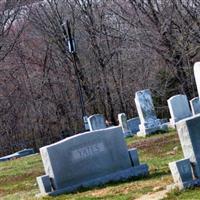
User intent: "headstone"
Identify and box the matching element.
[0,148,35,162]
[167,94,192,127]
[190,97,200,115]
[128,148,140,166]
[83,116,89,130]
[127,117,140,134]
[37,175,52,194]
[135,89,167,137]
[37,127,148,196]
[169,158,194,189]
[118,113,132,137]
[168,115,200,189]
[194,62,200,97]
[176,115,200,178]
[88,114,106,131]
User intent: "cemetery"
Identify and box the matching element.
[1,62,200,200]
[1,1,200,200]
[1,62,200,199]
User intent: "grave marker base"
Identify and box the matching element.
[37,164,148,196]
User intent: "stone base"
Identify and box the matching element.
[37,164,148,196]
[137,124,168,137]
[169,115,192,128]
[167,179,200,191]
[123,130,134,137]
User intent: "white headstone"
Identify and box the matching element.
[118,113,132,137]
[37,127,148,196]
[135,89,166,136]
[167,94,192,127]
[194,62,200,97]
[169,158,194,189]
[168,115,200,190]
[83,116,89,130]
[88,114,106,131]
[176,115,200,178]
[190,97,200,115]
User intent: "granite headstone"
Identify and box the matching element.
[88,114,107,131]
[118,113,132,137]
[190,97,200,115]
[167,94,192,127]
[135,89,167,136]
[37,127,148,196]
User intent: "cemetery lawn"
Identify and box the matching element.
[1,130,200,200]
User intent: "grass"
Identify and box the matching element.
[0,130,198,200]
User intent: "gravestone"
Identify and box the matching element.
[168,115,200,189]
[127,117,140,134]
[83,116,89,130]
[176,115,200,178]
[190,97,200,115]
[167,94,192,127]
[37,127,148,196]
[194,62,200,97]
[88,114,107,131]
[169,159,194,189]
[168,158,200,190]
[135,89,167,137]
[118,113,132,137]
[0,148,35,162]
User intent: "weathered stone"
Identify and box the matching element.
[88,114,106,131]
[190,97,200,115]
[37,126,149,196]
[176,115,200,178]
[169,159,193,189]
[128,148,140,166]
[167,94,192,127]
[118,113,132,137]
[127,117,140,134]
[135,89,167,136]
[0,148,35,162]
[37,175,52,194]
[194,62,200,98]
[83,116,89,130]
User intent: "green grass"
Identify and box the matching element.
[0,130,198,200]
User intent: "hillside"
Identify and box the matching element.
[1,130,200,200]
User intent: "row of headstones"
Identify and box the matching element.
[168,62,200,190]
[36,62,200,195]
[36,90,194,196]
[88,92,200,137]
[86,89,168,138]
[87,113,140,137]
[168,95,200,127]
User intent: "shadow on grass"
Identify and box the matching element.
[52,169,171,196]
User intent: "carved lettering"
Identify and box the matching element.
[72,143,105,161]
